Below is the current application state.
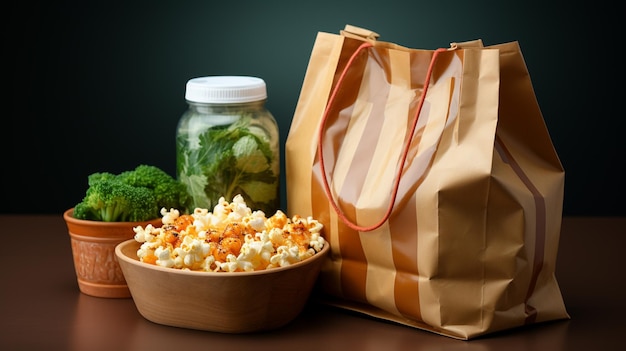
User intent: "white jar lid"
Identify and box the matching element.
[185,76,267,103]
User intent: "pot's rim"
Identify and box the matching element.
[63,208,163,227]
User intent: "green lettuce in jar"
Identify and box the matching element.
[176,111,279,215]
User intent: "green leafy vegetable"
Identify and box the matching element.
[177,115,279,214]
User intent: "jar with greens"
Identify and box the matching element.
[176,76,280,215]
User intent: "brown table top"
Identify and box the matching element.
[1,215,624,350]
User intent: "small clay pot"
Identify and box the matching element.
[63,208,162,298]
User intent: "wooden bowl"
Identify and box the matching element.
[115,239,329,333]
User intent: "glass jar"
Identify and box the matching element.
[176,76,280,215]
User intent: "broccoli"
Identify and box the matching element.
[73,165,187,222]
[117,164,187,211]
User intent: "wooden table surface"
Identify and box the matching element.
[1,215,624,350]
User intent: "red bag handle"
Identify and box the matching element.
[317,42,446,232]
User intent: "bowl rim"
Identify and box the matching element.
[115,238,329,277]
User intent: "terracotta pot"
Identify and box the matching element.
[63,208,162,298]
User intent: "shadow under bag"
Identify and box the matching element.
[286,25,569,339]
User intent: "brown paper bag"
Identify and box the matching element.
[285,25,569,340]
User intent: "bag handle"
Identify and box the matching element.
[317,42,446,232]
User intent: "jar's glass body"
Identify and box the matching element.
[176,100,280,214]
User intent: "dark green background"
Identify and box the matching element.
[6,1,623,216]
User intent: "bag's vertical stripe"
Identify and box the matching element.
[310,35,345,297]
[334,48,390,304]
[385,48,436,321]
[390,53,457,322]
[494,135,545,324]
[356,47,413,314]
[321,44,376,303]
[390,192,421,320]
[337,221,369,303]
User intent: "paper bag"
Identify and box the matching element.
[285,25,569,340]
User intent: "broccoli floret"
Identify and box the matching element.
[118,164,188,211]
[86,171,117,186]
[119,164,168,189]
[153,180,188,211]
[72,165,187,222]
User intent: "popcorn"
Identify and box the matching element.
[134,194,325,272]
